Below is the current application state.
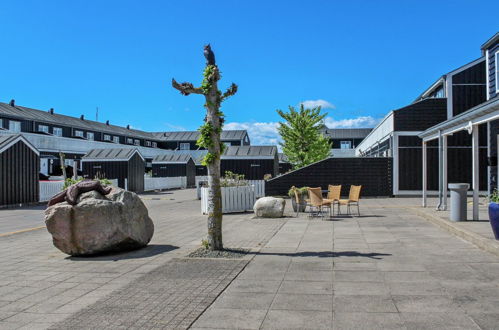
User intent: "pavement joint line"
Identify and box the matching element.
[408,206,499,258]
[0,225,46,237]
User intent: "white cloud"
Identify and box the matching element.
[225,115,379,146]
[324,116,379,128]
[299,99,335,109]
[224,121,281,146]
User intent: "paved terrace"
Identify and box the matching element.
[0,191,498,329]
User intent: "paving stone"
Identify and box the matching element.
[401,312,481,330]
[193,308,267,329]
[333,312,404,330]
[333,295,398,313]
[392,295,463,313]
[278,280,333,295]
[271,293,333,311]
[261,310,333,329]
[333,281,390,296]
[211,292,275,310]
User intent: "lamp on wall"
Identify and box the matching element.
[466,121,473,134]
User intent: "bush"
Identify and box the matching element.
[220,171,249,187]
[288,186,308,198]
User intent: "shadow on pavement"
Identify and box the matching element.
[67,244,179,261]
[252,250,391,260]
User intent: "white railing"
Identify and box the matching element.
[144,177,187,191]
[109,179,118,187]
[201,185,255,214]
[39,181,64,202]
[248,180,265,198]
[196,178,265,199]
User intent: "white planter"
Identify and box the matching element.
[201,185,255,214]
[144,177,187,191]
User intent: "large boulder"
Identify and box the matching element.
[253,197,286,218]
[45,187,154,256]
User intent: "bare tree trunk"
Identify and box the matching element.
[59,152,67,180]
[172,45,237,251]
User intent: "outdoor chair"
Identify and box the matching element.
[307,187,332,219]
[293,189,309,217]
[324,184,341,215]
[338,185,362,216]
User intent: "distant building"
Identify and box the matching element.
[150,130,250,150]
[320,128,372,157]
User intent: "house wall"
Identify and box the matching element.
[221,158,277,180]
[487,43,499,99]
[330,138,365,149]
[83,160,129,189]
[127,153,145,193]
[393,98,448,131]
[265,157,393,197]
[451,61,487,116]
[0,141,40,206]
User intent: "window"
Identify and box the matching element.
[127,138,133,144]
[496,51,499,93]
[179,143,190,150]
[152,142,157,148]
[134,139,140,146]
[103,134,111,141]
[340,141,352,149]
[53,127,62,137]
[145,141,151,147]
[224,142,231,147]
[87,132,94,141]
[9,120,21,132]
[38,125,49,133]
[113,136,120,143]
[74,130,84,137]
[0,118,3,129]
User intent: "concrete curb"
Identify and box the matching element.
[410,207,499,257]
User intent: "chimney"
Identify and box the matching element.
[9,99,15,106]
[106,120,109,125]
[126,124,130,129]
[49,108,54,114]
[80,115,84,120]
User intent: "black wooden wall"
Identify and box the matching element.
[393,98,448,131]
[152,159,196,187]
[0,141,39,206]
[452,61,487,116]
[398,134,488,191]
[265,157,393,197]
[221,158,278,180]
[279,162,293,175]
[127,153,145,193]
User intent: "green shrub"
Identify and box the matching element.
[288,186,309,198]
[62,177,113,191]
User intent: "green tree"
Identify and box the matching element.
[172,45,237,251]
[277,104,332,169]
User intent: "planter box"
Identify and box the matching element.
[201,186,255,214]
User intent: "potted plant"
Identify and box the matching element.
[488,189,499,240]
[288,186,308,212]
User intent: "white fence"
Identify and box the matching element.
[201,186,255,214]
[39,181,65,202]
[144,177,187,191]
[39,178,120,202]
[196,177,265,199]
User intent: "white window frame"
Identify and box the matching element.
[113,136,120,144]
[179,142,190,150]
[145,141,151,147]
[103,134,111,141]
[9,120,21,133]
[0,118,3,129]
[38,124,49,133]
[340,141,352,149]
[496,51,499,93]
[86,132,94,141]
[152,142,157,148]
[53,127,63,137]
[127,138,133,144]
[134,139,140,146]
[74,130,84,137]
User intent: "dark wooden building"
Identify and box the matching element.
[152,154,196,187]
[82,148,145,192]
[150,130,250,150]
[0,134,39,206]
[221,146,278,180]
[321,128,372,150]
[266,157,392,197]
[278,153,293,175]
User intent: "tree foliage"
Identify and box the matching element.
[277,105,332,169]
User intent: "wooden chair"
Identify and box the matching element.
[338,185,362,216]
[324,185,341,215]
[293,189,309,217]
[307,187,332,219]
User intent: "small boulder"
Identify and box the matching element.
[253,197,286,218]
[45,187,154,256]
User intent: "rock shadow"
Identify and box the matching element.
[67,244,179,261]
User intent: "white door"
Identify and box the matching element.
[40,159,49,175]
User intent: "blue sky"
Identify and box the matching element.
[0,1,497,144]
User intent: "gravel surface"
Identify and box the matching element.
[187,247,249,258]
